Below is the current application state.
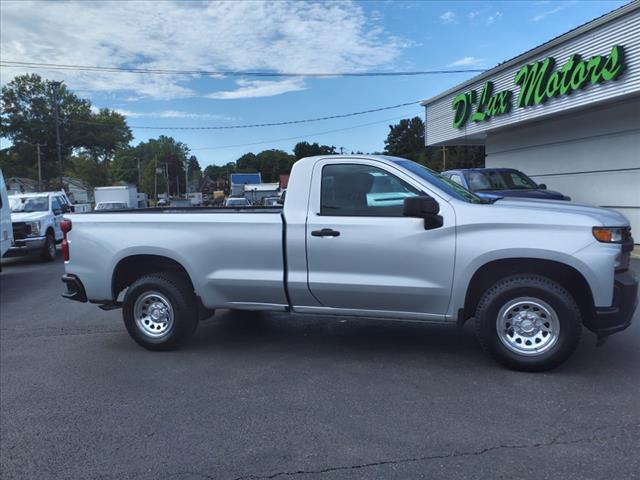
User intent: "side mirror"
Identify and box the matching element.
[403,196,443,230]
[538,183,547,190]
[61,204,73,213]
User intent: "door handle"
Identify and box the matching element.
[311,228,340,237]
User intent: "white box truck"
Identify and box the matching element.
[94,186,138,210]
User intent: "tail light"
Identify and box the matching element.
[60,219,72,261]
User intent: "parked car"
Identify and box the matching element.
[61,155,636,371]
[95,202,129,211]
[442,168,570,201]
[0,169,13,259]
[224,197,251,207]
[262,196,281,206]
[8,191,73,261]
[156,198,170,207]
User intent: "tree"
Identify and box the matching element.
[383,116,485,171]
[112,135,190,197]
[383,116,426,162]
[1,74,133,188]
[1,74,92,187]
[293,141,336,160]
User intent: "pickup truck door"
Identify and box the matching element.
[305,159,456,318]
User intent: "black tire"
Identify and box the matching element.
[475,274,582,372]
[123,273,199,351]
[41,232,56,262]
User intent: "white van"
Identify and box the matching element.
[0,169,14,259]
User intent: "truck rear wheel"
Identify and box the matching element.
[475,274,582,372]
[123,273,199,351]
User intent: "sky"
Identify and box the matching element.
[0,0,630,167]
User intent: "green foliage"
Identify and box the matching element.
[383,116,484,172]
[293,141,336,160]
[204,162,236,181]
[383,116,425,162]
[66,154,108,189]
[0,74,132,186]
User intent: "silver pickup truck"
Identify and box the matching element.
[61,155,637,371]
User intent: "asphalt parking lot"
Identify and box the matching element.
[1,253,639,480]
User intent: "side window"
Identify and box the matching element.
[52,196,62,213]
[449,174,463,186]
[320,164,420,217]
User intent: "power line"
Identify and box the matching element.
[0,60,486,78]
[190,112,416,151]
[69,100,422,130]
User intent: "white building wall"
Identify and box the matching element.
[486,98,640,240]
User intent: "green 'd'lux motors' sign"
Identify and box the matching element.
[451,45,626,129]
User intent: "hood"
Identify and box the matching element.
[11,211,49,223]
[492,197,629,227]
[477,189,568,200]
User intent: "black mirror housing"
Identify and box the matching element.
[538,183,547,190]
[403,195,440,217]
[403,196,443,230]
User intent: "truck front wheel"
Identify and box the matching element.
[41,232,56,262]
[475,274,582,372]
[123,273,199,351]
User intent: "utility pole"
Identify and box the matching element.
[165,164,169,198]
[36,143,43,192]
[137,158,141,187]
[185,160,189,199]
[154,156,158,201]
[51,81,64,190]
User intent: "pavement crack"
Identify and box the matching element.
[230,422,640,480]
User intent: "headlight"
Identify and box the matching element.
[26,221,41,237]
[592,226,630,243]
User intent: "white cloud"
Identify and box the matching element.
[206,79,306,100]
[0,1,405,100]
[111,109,234,120]
[468,11,480,19]
[486,11,503,25]
[449,57,485,67]
[532,5,565,22]
[440,11,456,24]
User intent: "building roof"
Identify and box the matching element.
[421,0,639,106]
[230,173,261,185]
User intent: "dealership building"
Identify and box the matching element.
[422,2,640,241]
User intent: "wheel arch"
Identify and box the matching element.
[461,258,596,327]
[111,254,195,301]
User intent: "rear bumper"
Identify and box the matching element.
[591,271,638,338]
[6,237,46,256]
[61,274,88,303]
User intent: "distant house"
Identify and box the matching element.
[243,183,279,204]
[230,173,261,196]
[62,176,91,204]
[6,177,38,195]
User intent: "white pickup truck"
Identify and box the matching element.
[8,191,74,261]
[61,155,637,371]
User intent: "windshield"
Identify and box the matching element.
[393,160,484,204]
[9,196,49,212]
[466,170,538,191]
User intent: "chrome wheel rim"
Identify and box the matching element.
[496,297,560,356]
[134,291,174,338]
[48,237,55,257]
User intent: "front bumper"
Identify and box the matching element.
[591,271,638,338]
[61,274,88,303]
[6,237,46,256]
